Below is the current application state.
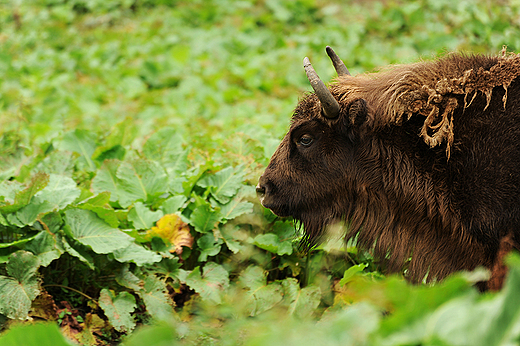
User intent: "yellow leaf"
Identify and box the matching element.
[146,214,194,254]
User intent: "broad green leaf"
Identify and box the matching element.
[0,180,24,203]
[35,150,74,176]
[0,173,49,213]
[142,128,188,175]
[116,160,169,207]
[91,160,122,204]
[189,200,221,233]
[138,274,175,320]
[64,209,133,254]
[35,174,81,210]
[238,265,266,291]
[186,262,229,304]
[220,225,246,254]
[197,167,244,204]
[154,257,182,282]
[121,322,177,346]
[115,265,143,292]
[77,192,119,228]
[25,231,63,267]
[238,265,284,316]
[0,251,40,319]
[92,118,136,161]
[339,264,368,286]
[0,234,38,249]
[253,233,293,256]
[98,289,136,333]
[60,236,95,270]
[128,202,163,230]
[0,322,74,346]
[281,278,321,319]
[213,198,253,221]
[197,233,222,262]
[58,129,97,171]
[15,198,54,226]
[160,195,187,214]
[112,243,162,266]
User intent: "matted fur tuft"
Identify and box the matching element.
[331,51,520,157]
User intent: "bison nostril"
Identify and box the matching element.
[256,184,266,197]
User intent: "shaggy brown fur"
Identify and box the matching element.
[258,51,520,287]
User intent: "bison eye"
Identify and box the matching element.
[298,135,314,147]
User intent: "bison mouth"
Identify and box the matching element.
[255,183,294,218]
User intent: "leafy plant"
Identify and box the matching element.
[2,0,520,344]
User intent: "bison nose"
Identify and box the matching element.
[256,175,269,200]
[256,183,266,198]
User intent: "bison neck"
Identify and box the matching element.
[345,134,496,283]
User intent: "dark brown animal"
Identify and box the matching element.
[256,47,520,289]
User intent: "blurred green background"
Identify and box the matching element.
[2,0,518,151]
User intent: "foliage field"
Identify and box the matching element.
[2,0,520,345]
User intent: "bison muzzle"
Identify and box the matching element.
[257,47,520,289]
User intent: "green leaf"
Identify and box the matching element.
[339,264,368,286]
[25,231,63,267]
[281,278,321,319]
[213,198,253,221]
[77,192,119,228]
[35,174,81,210]
[15,199,54,226]
[196,233,222,262]
[253,233,293,256]
[64,209,133,254]
[112,242,162,266]
[238,265,284,316]
[60,236,95,270]
[116,160,169,207]
[58,129,97,171]
[98,289,137,333]
[197,167,244,204]
[186,262,229,304]
[142,128,188,175]
[0,322,74,346]
[128,202,163,230]
[160,195,187,214]
[115,265,142,292]
[138,274,175,320]
[0,173,49,213]
[91,160,123,204]
[220,225,246,254]
[0,251,40,319]
[189,199,221,233]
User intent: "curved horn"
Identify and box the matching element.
[326,46,350,76]
[303,57,340,119]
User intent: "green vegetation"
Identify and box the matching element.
[1,0,520,344]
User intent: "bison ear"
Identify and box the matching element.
[347,98,368,126]
[342,98,369,141]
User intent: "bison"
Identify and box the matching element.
[256,46,520,289]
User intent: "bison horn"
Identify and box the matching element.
[326,46,351,76]
[303,57,340,119]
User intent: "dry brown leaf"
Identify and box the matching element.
[146,214,194,254]
[29,289,58,321]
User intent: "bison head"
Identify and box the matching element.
[257,47,372,246]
